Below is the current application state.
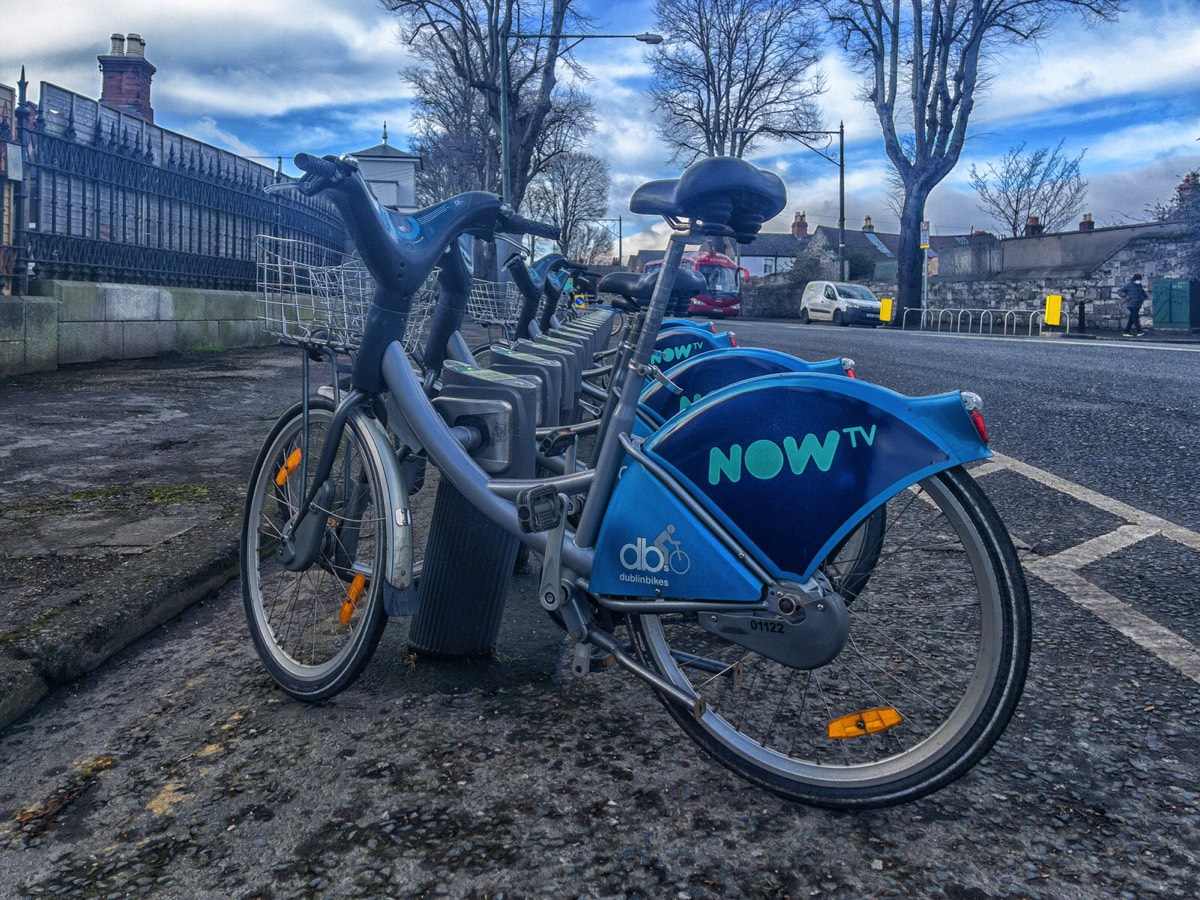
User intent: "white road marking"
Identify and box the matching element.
[1022,560,1200,684]
[990,453,1200,552]
[974,454,1200,684]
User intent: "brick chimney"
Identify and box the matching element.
[791,212,808,238]
[98,32,156,122]
[1078,213,1095,232]
[862,215,875,233]
[1024,215,1043,237]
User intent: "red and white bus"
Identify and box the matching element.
[642,249,749,318]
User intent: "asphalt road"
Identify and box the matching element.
[2,328,1198,898]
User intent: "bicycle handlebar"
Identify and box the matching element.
[498,212,560,242]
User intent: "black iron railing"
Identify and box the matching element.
[8,82,345,292]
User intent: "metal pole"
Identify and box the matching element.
[499,26,511,202]
[14,67,31,295]
[618,215,622,266]
[838,121,845,282]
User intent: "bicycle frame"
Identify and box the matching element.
[246,153,1030,809]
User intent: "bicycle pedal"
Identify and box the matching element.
[538,429,577,459]
[516,483,563,533]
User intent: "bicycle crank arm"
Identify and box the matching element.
[584,628,706,719]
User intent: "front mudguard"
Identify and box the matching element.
[591,373,990,599]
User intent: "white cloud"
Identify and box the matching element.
[5,0,1197,243]
[184,116,264,158]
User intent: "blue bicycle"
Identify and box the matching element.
[242,153,1030,808]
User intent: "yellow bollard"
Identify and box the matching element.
[880,297,894,323]
[1045,294,1062,327]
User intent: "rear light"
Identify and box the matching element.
[961,392,988,443]
[840,357,857,379]
[729,332,737,347]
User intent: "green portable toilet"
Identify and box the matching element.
[1151,280,1200,331]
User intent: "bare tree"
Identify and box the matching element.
[820,0,1124,318]
[523,151,612,260]
[647,0,826,165]
[381,0,592,210]
[969,141,1088,237]
[1148,169,1200,277]
[570,223,617,265]
[405,53,494,205]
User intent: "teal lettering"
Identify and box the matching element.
[673,342,700,361]
[708,444,743,484]
[707,424,867,485]
[678,392,704,413]
[783,430,841,474]
[744,439,784,480]
[842,424,877,448]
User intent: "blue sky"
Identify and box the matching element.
[4,0,1198,257]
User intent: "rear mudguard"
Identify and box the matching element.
[650,327,734,371]
[638,347,848,431]
[591,372,990,600]
[661,317,716,333]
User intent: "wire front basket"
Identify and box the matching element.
[256,235,436,354]
[467,280,522,343]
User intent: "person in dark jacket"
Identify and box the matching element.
[1118,274,1148,336]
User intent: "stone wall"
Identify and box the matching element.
[741,276,801,318]
[1,281,271,376]
[925,230,1196,331]
[740,226,1194,333]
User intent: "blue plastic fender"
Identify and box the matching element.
[592,372,990,598]
[650,327,732,371]
[639,347,848,430]
[661,317,716,333]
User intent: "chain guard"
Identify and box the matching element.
[699,587,849,670]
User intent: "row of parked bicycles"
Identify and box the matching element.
[243,153,1031,809]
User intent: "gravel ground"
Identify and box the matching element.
[1,558,1197,898]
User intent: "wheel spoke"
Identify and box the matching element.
[629,467,1029,808]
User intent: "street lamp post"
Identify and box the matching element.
[733,122,846,281]
[786,122,845,281]
[594,216,623,265]
[499,30,662,203]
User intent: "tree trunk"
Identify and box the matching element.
[893,189,929,326]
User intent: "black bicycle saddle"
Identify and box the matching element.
[598,266,707,308]
[630,156,786,243]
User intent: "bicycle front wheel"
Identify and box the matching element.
[242,398,389,701]
[628,466,1030,809]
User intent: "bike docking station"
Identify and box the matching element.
[242,151,1032,809]
[407,361,540,658]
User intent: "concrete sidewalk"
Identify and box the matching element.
[0,345,310,731]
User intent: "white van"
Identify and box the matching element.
[799,281,882,326]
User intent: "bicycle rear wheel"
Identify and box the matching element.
[628,466,1030,809]
[242,398,389,700]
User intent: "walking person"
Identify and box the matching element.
[1118,274,1148,336]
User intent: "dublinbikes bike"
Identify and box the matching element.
[242,152,1030,809]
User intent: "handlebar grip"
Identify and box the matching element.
[294,152,341,179]
[501,214,561,242]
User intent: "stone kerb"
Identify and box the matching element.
[1,281,271,376]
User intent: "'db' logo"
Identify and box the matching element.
[620,525,691,574]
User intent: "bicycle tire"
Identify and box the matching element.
[242,398,390,701]
[627,465,1030,809]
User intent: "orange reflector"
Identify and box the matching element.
[339,574,368,626]
[274,448,303,487]
[826,707,903,740]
